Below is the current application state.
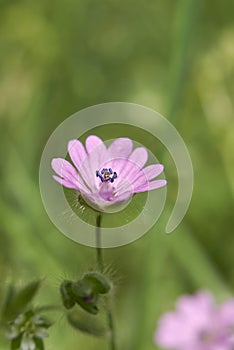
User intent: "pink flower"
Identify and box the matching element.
[51,135,166,211]
[154,291,234,350]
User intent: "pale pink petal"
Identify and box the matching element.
[144,164,164,179]
[177,292,215,330]
[83,192,114,208]
[99,159,140,196]
[128,147,148,169]
[115,179,133,196]
[84,189,132,207]
[85,135,105,154]
[83,135,107,190]
[51,158,90,192]
[51,158,78,182]
[131,164,164,188]
[99,159,139,190]
[114,159,141,187]
[68,139,95,190]
[211,344,233,350]
[177,292,215,315]
[68,139,87,172]
[134,179,167,193]
[107,138,133,172]
[181,345,206,350]
[114,147,148,184]
[115,191,132,202]
[219,299,234,327]
[155,312,192,348]
[53,175,79,190]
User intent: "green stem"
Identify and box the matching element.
[107,308,116,350]
[96,214,104,272]
[95,214,116,350]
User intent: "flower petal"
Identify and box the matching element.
[155,312,190,348]
[51,158,90,192]
[99,159,140,196]
[143,164,164,179]
[107,138,133,172]
[117,148,147,184]
[85,135,105,154]
[134,179,167,193]
[115,191,132,202]
[131,164,164,189]
[53,175,79,189]
[219,299,234,327]
[51,158,78,182]
[128,147,148,169]
[83,135,107,190]
[68,139,87,172]
[83,188,132,210]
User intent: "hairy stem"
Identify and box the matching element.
[95,214,116,350]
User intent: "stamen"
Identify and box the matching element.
[96,168,117,183]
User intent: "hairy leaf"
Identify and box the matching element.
[67,309,107,337]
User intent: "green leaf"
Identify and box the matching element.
[4,281,41,320]
[11,335,22,350]
[2,285,15,319]
[83,272,111,294]
[60,280,76,309]
[34,337,44,350]
[67,309,107,337]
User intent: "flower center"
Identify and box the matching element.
[96,168,117,183]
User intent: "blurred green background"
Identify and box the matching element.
[0,0,234,349]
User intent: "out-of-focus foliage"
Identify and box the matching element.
[0,0,234,349]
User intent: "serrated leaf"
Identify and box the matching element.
[84,272,111,294]
[67,310,107,337]
[4,281,41,320]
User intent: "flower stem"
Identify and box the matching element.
[95,214,116,350]
[96,214,104,272]
[107,308,116,350]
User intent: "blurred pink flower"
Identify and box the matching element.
[154,291,234,350]
[51,135,166,211]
